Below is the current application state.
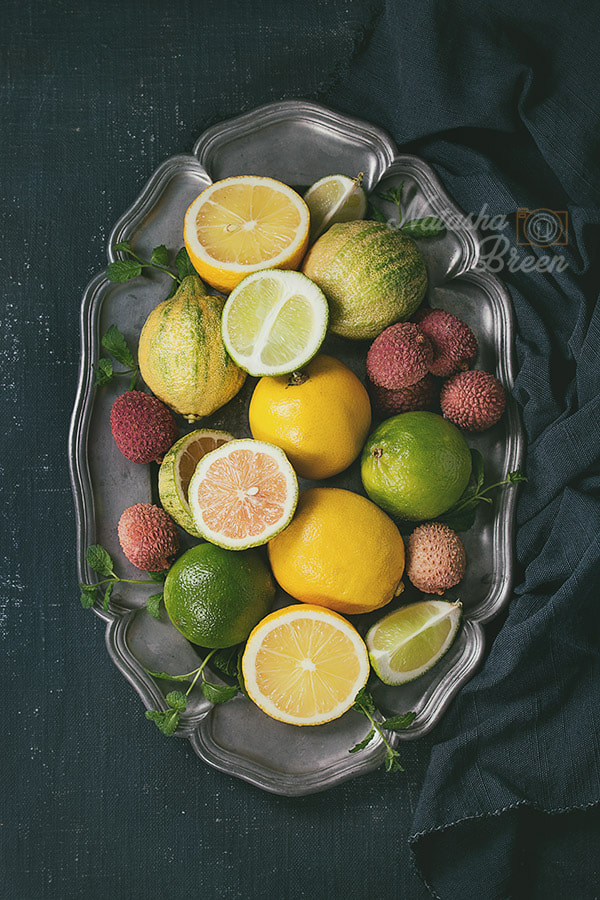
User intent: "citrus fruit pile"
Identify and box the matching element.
[103,171,510,736]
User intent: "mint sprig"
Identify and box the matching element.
[144,648,240,735]
[371,182,445,238]
[79,544,166,612]
[107,242,199,299]
[93,325,140,389]
[438,449,527,531]
[350,687,416,772]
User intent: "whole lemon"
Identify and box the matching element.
[268,487,405,615]
[249,354,371,480]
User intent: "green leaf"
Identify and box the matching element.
[507,468,527,484]
[385,749,404,773]
[102,325,135,367]
[175,246,196,280]
[201,680,238,704]
[86,544,114,577]
[106,259,143,282]
[80,585,97,608]
[94,357,113,387]
[236,648,250,699]
[438,503,479,533]
[400,217,445,238]
[471,448,485,492]
[146,593,163,619]
[145,668,195,683]
[166,690,187,711]
[353,687,377,717]
[147,570,168,583]
[145,709,180,736]
[367,202,387,223]
[128,372,138,391]
[103,582,114,611]
[113,240,132,253]
[348,727,376,754]
[151,244,170,268]
[383,712,416,732]
[211,646,241,678]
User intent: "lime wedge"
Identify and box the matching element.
[366,600,462,685]
[221,269,329,376]
[304,174,367,242]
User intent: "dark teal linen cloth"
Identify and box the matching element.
[2,1,599,898]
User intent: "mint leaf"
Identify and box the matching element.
[145,709,180,736]
[80,585,97,608]
[348,727,375,753]
[383,712,416,732]
[113,240,132,253]
[385,749,404,773]
[145,668,193,683]
[106,259,142,282]
[236,648,250,699]
[176,247,196,280]
[401,217,445,238]
[151,244,170,268]
[368,203,387,223]
[201,680,238,704]
[166,691,187,712]
[86,544,114,577]
[94,357,113,386]
[438,503,479,532]
[212,646,241,678]
[353,687,377,717]
[102,325,135,367]
[471,448,485,492]
[103,581,114,611]
[507,468,527,484]
[146,593,163,619]
[147,570,168,583]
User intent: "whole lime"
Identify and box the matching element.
[164,543,276,648]
[361,412,472,521]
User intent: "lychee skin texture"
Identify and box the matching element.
[406,522,466,595]
[368,374,438,417]
[118,503,179,571]
[110,391,178,464]
[441,370,506,432]
[366,322,434,390]
[414,308,478,377]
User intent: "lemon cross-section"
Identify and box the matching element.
[184,176,310,293]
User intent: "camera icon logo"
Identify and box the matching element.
[516,208,568,247]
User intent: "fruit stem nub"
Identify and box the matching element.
[288,371,309,387]
[373,447,384,459]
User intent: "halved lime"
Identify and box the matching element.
[221,269,329,377]
[366,600,462,685]
[158,429,235,537]
[304,174,367,242]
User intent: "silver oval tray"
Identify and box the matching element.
[69,100,522,796]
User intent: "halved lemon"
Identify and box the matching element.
[188,439,298,549]
[242,604,370,725]
[304,174,367,242]
[158,429,235,537]
[366,600,462,685]
[221,270,328,376]
[183,176,310,293]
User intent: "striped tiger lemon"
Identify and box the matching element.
[184,176,310,293]
[302,220,427,339]
[138,275,246,422]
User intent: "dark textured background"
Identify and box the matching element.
[3,1,600,898]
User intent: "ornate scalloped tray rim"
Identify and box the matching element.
[69,100,523,796]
